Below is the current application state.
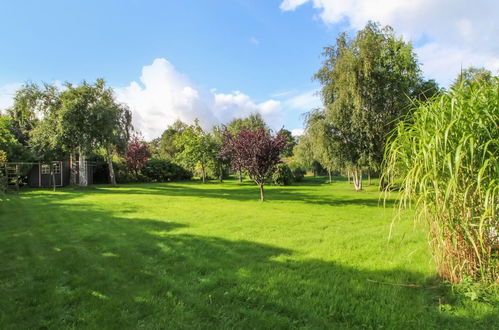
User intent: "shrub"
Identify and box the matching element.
[113,161,138,183]
[292,167,306,182]
[142,159,192,182]
[384,79,498,283]
[288,162,306,182]
[272,163,294,186]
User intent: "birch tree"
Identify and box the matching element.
[314,22,423,190]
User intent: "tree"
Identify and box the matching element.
[91,85,132,186]
[452,67,493,88]
[280,128,297,157]
[57,81,97,186]
[226,113,268,135]
[225,113,268,181]
[304,109,340,183]
[157,120,188,159]
[174,120,216,183]
[7,83,43,145]
[221,128,287,201]
[126,137,151,175]
[314,22,422,190]
[212,125,231,182]
[293,134,315,172]
[413,79,441,102]
[7,83,61,162]
[0,115,27,161]
[55,79,131,186]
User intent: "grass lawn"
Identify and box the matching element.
[0,177,497,329]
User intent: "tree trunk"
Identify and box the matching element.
[379,175,387,191]
[201,163,206,183]
[69,151,77,185]
[352,168,363,191]
[368,168,371,186]
[107,147,116,186]
[328,169,332,183]
[51,168,56,192]
[219,164,223,183]
[78,147,88,187]
[238,168,243,183]
[259,184,265,201]
[347,170,351,184]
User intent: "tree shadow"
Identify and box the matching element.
[20,179,396,208]
[1,197,496,329]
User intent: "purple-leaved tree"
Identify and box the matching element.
[126,137,151,175]
[221,128,287,201]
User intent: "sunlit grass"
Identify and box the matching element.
[0,177,497,328]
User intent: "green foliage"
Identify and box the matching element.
[0,150,7,167]
[384,79,499,283]
[225,113,267,135]
[303,109,339,177]
[0,115,28,161]
[452,67,493,88]
[174,121,216,183]
[288,162,306,182]
[271,163,294,186]
[155,120,188,159]
[55,79,131,157]
[292,134,315,171]
[141,158,192,182]
[0,150,7,192]
[104,160,135,183]
[6,82,48,145]
[313,22,425,189]
[280,129,296,157]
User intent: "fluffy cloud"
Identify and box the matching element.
[291,128,304,136]
[280,0,499,86]
[283,89,321,111]
[116,58,282,140]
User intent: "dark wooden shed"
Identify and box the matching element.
[6,161,95,188]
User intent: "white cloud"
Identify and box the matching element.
[283,89,321,111]
[250,37,260,45]
[291,128,304,136]
[280,0,499,86]
[116,58,283,140]
[280,0,309,11]
[0,82,22,112]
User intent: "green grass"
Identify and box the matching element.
[0,177,497,329]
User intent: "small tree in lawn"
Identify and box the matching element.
[222,128,287,201]
[174,120,216,183]
[126,137,151,176]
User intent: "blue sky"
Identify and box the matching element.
[1,0,497,139]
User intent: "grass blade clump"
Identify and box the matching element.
[384,78,498,283]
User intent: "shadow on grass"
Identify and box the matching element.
[20,177,396,208]
[0,195,496,329]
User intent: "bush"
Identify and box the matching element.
[272,163,294,186]
[113,161,138,183]
[142,159,192,182]
[292,167,306,182]
[288,161,306,182]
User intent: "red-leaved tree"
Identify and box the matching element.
[221,128,287,201]
[126,138,151,175]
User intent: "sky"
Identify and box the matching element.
[0,0,497,140]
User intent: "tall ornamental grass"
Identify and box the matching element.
[384,79,498,283]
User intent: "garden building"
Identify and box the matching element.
[5,161,95,188]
